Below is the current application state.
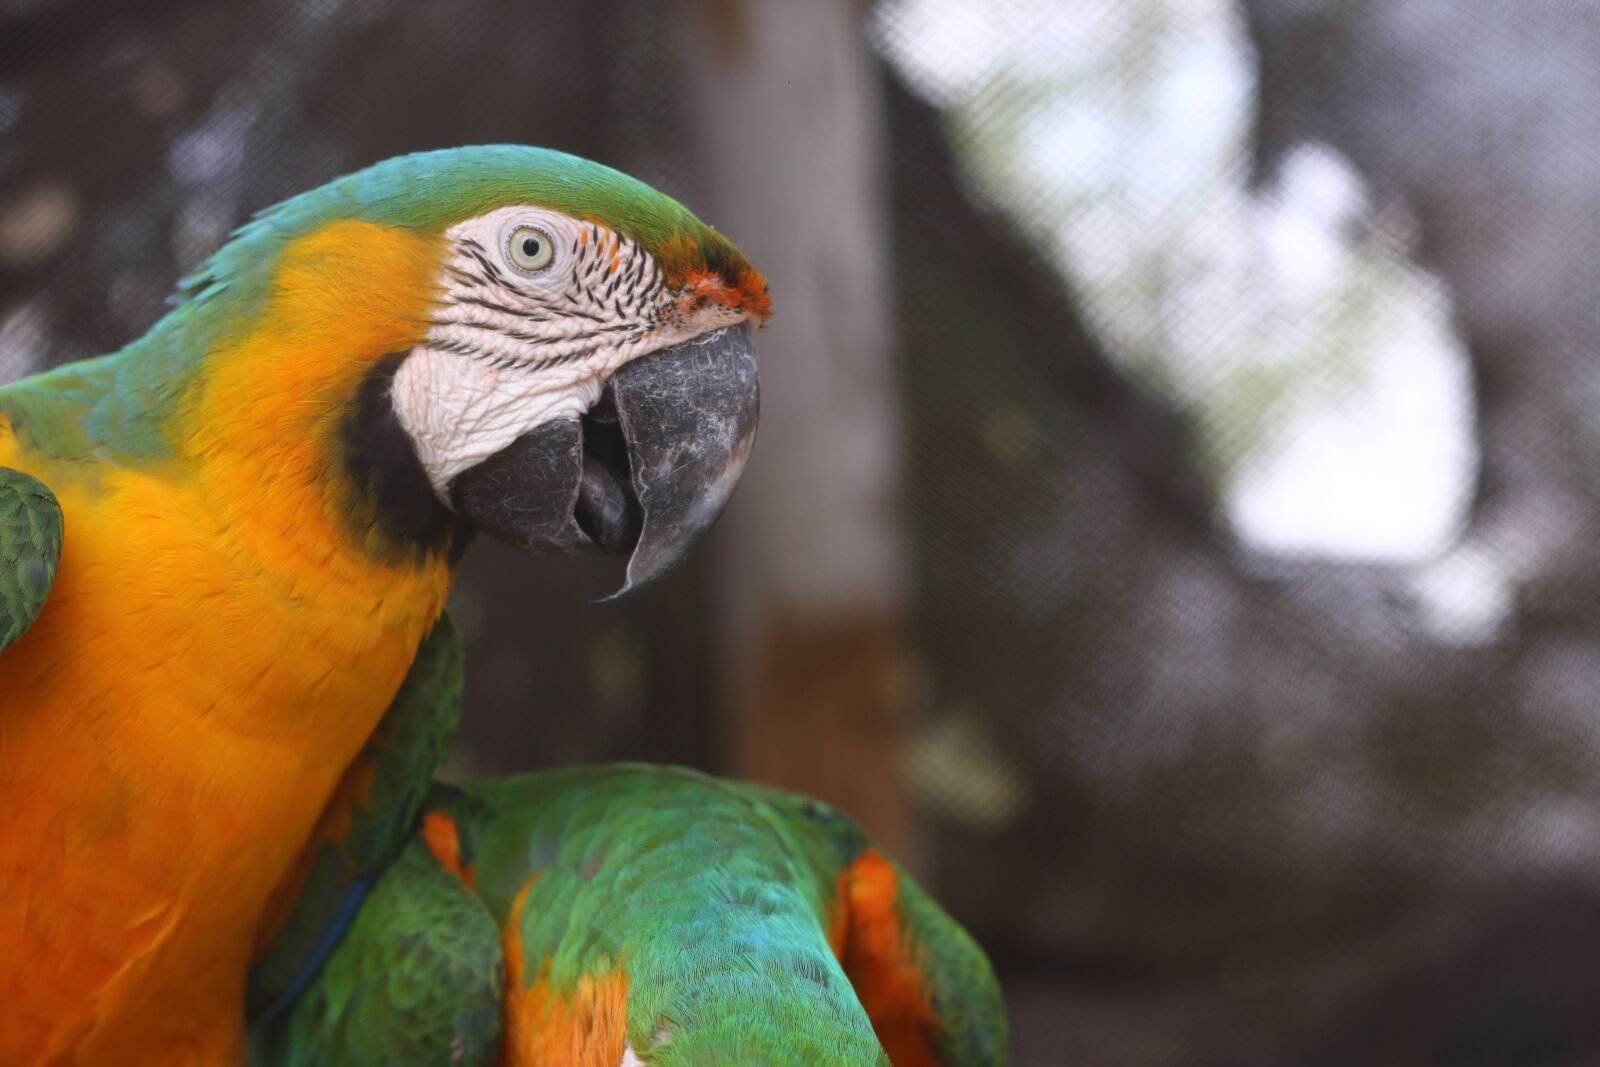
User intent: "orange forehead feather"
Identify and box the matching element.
[652,230,773,322]
[682,267,773,321]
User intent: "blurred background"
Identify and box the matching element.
[5,0,1600,1062]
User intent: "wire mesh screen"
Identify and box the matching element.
[5,0,1600,1063]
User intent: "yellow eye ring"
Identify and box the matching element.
[506,225,555,272]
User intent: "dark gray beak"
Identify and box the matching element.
[448,325,759,596]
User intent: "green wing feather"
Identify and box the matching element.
[757,787,1010,1066]
[247,613,465,1018]
[249,837,504,1067]
[460,766,893,1066]
[0,467,62,653]
[260,765,1007,1066]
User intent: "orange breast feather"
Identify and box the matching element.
[0,219,453,1066]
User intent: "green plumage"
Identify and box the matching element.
[250,839,504,1067]
[464,766,888,1066]
[0,467,62,652]
[251,765,1009,1067]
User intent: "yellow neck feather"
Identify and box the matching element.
[181,218,455,615]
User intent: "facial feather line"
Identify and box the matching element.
[391,206,750,497]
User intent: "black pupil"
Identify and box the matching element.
[521,236,541,259]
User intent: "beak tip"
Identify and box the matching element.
[601,323,759,599]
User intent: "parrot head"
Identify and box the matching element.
[180,145,769,594]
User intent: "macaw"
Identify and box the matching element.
[0,146,768,1065]
[250,764,1009,1067]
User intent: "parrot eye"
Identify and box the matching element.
[506,225,555,273]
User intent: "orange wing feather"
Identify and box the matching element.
[833,849,944,1067]
[497,878,632,1067]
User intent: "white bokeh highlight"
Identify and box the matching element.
[876,0,1477,565]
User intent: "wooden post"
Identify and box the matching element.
[679,0,911,853]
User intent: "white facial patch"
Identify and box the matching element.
[620,1044,645,1066]
[390,205,747,497]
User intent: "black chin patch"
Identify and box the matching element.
[343,353,463,562]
